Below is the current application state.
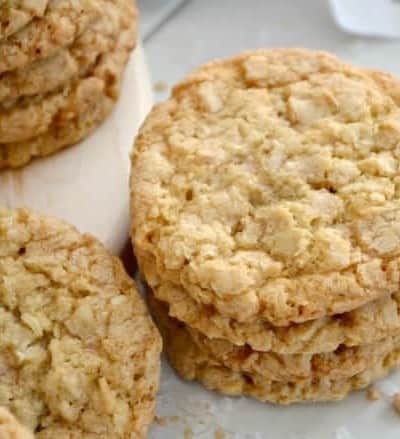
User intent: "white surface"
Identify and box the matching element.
[0,45,153,255]
[138,1,400,438]
[330,0,400,39]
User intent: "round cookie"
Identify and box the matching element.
[0,14,136,164]
[0,208,162,437]
[149,292,400,381]
[0,0,49,41]
[0,0,137,104]
[0,0,103,75]
[152,281,400,354]
[0,408,34,439]
[131,48,400,328]
[151,293,400,404]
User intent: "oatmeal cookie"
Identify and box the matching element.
[0,0,136,104]
[0,208,162,437]
[131,49,400,327]
[151,291,400,404]
[0,0,103,75]
[0,16,136,166]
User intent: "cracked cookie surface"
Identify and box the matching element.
[0,208,162,438]
[0,0,49,41]
[131,49,400,327]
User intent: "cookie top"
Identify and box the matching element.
[0,407,33,439]
[0,209,161,438]
[131,49,400,327]
[0,0,102,75]
[0,0,49,41]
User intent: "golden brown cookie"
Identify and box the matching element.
[0,0,137,103]
[131,48,400,329]
[0,0,103,75]
[0,208,162,437]
[151,291,400,404]
[0,408,34,439]
[152,281,400,353]
[0,12,136,167]
[0,0,49,41]
[148,292,400,381]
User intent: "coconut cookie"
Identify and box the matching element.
[0,0,136,104]
[0,0,49,41]
[153,282,400,354]
[131,48,400,328]
[0,208,162,437]
[0,18,135,167]
[0,408,34,439]
[150,293,400,404]
[0,0,103,75]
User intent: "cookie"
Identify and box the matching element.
[152,281,400,353]
[0,0,137,104]
[0,208,162,437]
[0,13,135,159]
[152,292,400,404]
[149,292,400,381]
[131,48,400,328]
[0,0,103,75]
[0,408,33,439]
[0,0,49,41]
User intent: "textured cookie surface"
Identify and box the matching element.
[0,0,103,75]
[0,8,136,167]
[0,0,49,41]
[0,209,162,437]
[149,292,400,381]
[0,0,136,104]
[0,407,33,439]
[151,293,400,404]
[132,49,400,327]
[152,281,400,353]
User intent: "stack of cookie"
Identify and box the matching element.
[0,0,137,169]
[131,49,400,404]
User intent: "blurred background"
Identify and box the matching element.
[138,0,400,101]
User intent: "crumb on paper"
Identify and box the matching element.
[393,393,400,414]
[184,426,193,439]
[215,426,226,439]
[153,81,168,93]
[170,415,180,423]
[367,386,381,401]
[155,416,168,426]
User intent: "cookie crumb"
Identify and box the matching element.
[367,386,381,401]
[215,426,226,439]
[153,81,168,93]
[170,415,180,423]
[184,426,193,439]
[155,416,168,426]
[393,393,400,414]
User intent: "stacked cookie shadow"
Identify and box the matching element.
[0,0,137,169]
[131,49,400,404]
